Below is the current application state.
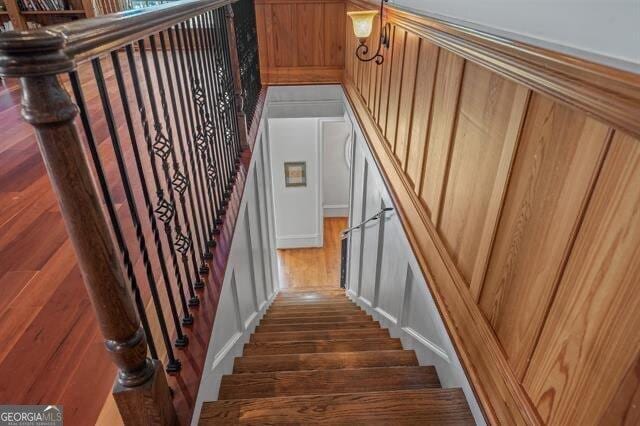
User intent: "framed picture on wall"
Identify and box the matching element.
[284,161,307,187]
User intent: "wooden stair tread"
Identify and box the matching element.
[278,288,345,294]
[260,314,372,325]
[270,301,355,309]
[276,293,347,299]
[218,366,441,399]
[243,338,402,355]
[255,321,380,333]
[265,306,363,315]
[201,290,474,424]
[250,328,389,342]
[199,388,474,424]
[264,308,366,318]
[233,350,419,373]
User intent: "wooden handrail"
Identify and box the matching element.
[0,1,245,424]
[0,0,233,69]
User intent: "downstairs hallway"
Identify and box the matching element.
[276,217,347,290]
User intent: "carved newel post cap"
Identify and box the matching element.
[0,30,74,77]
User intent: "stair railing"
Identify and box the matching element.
[0,0,251,423]
[340,207,394,288]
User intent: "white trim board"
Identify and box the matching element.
[276,234,323,248]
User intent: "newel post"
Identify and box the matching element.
[225,4,249,150]
[0,31,177,426]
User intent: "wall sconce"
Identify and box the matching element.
[347,0,390,65]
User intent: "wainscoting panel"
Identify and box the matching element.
[344,0,640,423]
[254,0,345,84]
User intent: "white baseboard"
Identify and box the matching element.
[323,204,349,217]
[276,234,322,248]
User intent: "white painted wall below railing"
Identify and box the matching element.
[342,91,485,425]
[191,122,278,424]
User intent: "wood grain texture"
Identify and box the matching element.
[233,350,419,373]
[404,39,438,188]
[259,314,372,325]
[351,0,640,139]
[219,366,441,399]
[276,217,346,289]
[437,63,528,285]
[254,0,345,84]
[418,49,464,221]
[479,94,611,377]
[243,338,402,355]
[384,26,406,147]
[255,321,380,333]
[249,328,389,342]
[394,32,420,167]
[344,1,640,424]
[523,131,640,424]
[200,388,474,424]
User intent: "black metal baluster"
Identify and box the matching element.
[182,20,223,236]
[181,20,220,236]
[92,57,189,371]
[68,70,160,364]
[204,12,236,195]
[167,26,213,267]
[214,9,242,170]
[157,32,208,280]
[197,13,232,220]
[232,0,262,129]
[149,34,203,300]
[127,43,194,331]
[138,37,198,313]
[189,18,225,231]
[207,9,235,184]
[174,24,217,249]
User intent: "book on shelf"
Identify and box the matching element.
[1,20,14,33]
[17,0,70,12]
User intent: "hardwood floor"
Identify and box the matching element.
[200,290,474,424]
[276,217,347,289]
[0,56,248,425]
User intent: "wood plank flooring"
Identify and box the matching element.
[200,290,474,424]
[276,217,347,289]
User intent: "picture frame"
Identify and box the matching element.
[284,161,307,187]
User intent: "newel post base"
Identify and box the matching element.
[113,359,177,426]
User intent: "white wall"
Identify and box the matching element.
[192,127,278,424]
[390,0,640,71]
[269,117,323,248]
[322,119,351,217]
[343,92,485,425]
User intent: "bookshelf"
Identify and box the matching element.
[0,0,94,31]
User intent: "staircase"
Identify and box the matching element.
[199,288,474,424]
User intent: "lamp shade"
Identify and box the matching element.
[347,10,378,40]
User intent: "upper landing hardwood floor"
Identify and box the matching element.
[277,217,347,290]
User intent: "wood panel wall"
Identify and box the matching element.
[254,0,345,84]
[344,0,640,424]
